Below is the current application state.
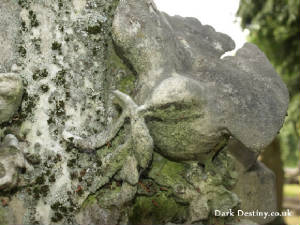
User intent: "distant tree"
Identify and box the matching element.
[237,0,300,168]
[237,0,300,97]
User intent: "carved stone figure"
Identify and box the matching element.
[0,0,289,225]
[112,0,289,158]
[64,1,288,224]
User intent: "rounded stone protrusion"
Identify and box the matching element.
[0,73,23,124]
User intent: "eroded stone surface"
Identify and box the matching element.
[0,134,32,191]
[232,161,277,225]
[0,73,24,124]
[0,1,21,72]
[112,0,289,156]
[75,202,121,225]
[0,0,289,225]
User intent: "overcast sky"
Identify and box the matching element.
[153,0,248,53]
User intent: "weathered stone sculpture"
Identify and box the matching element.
[0,0,289,225]
[112,0,289,156]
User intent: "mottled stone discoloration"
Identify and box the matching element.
[0,73,23,124]
[0,0,289,224]
[0,134,32,191]
[0,1,21,72]
[112,0,289,156]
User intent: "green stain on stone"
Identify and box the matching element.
[129,191,188,225]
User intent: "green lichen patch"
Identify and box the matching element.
[94,183,122,208]
[129,191,188,225]
[147,101,202,122]
[107,42,137,95]
[148,153,187,188]
[118,73,136,95]
[81,195,97,209]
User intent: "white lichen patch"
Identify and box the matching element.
[73,0,87,13]
[35,200,51,225]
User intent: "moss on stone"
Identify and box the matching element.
[148,153,187,188]
[129,191,188,225]
[81,195,97,209]
[118,74,136,95]
[107,42,137,95]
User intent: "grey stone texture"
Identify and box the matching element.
[232,161,278,225]
[0,0,289,225]
[0,134,32,190]
[0,73,24,124]
[112,0,289,159]
[0,0,21,73]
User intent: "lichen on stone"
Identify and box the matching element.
[0,0,289,224]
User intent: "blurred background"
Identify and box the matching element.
[153,1,299,224]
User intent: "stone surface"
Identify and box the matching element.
[260,138,284,212]
[75,202,120,225]
[0,0,289,225]
[227,137,258,170]
[120,156,139,185]
[0,196,27,225]
[0,73,24,124]
[0,1,21,72]
[232,161,278,224]
[1,0,126,224]
[112,0,289,159]
[0,134,32,191]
